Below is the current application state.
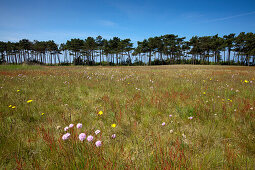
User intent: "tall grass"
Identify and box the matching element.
[0,65,254,169]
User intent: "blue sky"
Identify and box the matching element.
[0,0,255,44]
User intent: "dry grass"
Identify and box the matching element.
[0,65,254,169]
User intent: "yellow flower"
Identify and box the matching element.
[41,113,45,116]
[9,105,12,108]
[27,100,33,103]
[111,124,116,128]
[98,111,103,115]
[17,90,20,92]
[12,106,16,109]
[244,80,249,83]
[203,92,206,94]
[230,100,232,102]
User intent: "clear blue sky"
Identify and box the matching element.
[0,0,255,44]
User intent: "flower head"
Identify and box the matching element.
[95,141,102,147]
[62,133,71,140]
[87,135,93,142]
[27,100,33,103]
[41,113,44,116]
[95,130,100,135]
[64,127,69,131]
[9,105,12,108]
[76,123,82,129]
[12,106,16,109]
[98,111,103,115]
[111,124,116,128]
[188,116,193,120]
[169,114,172,118]
[79,133,86,141]
[69,124,74,128]
[111,134,116,139]
[162,122,166,126]
[17,90,20,92]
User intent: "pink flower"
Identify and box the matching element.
[95,141,102,147]
[62,133,71,140]
[111,134,116,139]
[69,124,74,128]
[79,133,86,141]
[188,116,193,120]
[169,114,172,118]
[64,126,69,131]
[76,123,82,129]
[95,130,100,135]
[162,122,166,126]
[87,135,93,142]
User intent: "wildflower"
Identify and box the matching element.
[17,90,20,92]
[12,106,16,109]
[79,133,86,141]
[169,114,172,118]
[112,134,116,139]
[9,105,12,108]
[251,107,254,110]
[62,133,71,140]
[111,124,116,128]
[64,127,69,131]
[27,100,33,103]
[98,111,103,115]
[182,133,186,138]
[162,122,166,126]
[188,116,193,120]
[95,130,100,135]
[244,80,249,83]
[76,123,82,129]
[170,130,173,133]
[69,124,74,128]
[203,92,206,94]
[95,141,102,147]
[41,113,44,116]
[87,135,93,142]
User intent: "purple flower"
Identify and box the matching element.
[169,114,172,118]
[69,124,74,128]
[76,123,82,129]
[62,133,71,140]
[95,130,100,135]
[87,135,93,142]
[188,116,193,120]
[162,122,166,126]
[64,126,69,131]
[95,141,102,147]
[79,133,86,141]
[111,134,116,139]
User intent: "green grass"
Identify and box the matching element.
[0,65,254,169]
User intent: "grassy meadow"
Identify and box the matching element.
[0,65,255,169]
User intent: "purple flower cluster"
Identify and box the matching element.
[61,123,116,147]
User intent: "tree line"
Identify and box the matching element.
[0,32,254,66]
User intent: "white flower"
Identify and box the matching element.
[95,130,100,135]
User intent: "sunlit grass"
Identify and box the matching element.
[0,65,254,169]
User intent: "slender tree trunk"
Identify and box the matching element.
[149,51,152,65]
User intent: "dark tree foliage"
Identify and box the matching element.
[1,32,255,66]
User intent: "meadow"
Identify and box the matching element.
[0,65,254,169]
